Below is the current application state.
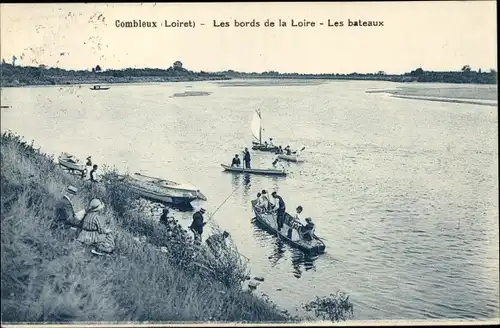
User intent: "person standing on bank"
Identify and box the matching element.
[90,164,99,183]
[243,147,251,169]
[189,208,207,244]
[271,191,286,232]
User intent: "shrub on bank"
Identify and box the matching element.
[0,131,289,323]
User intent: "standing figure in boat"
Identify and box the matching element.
[268,138,274,147]
[231,154,241,167]
[294,206,305,225]
[261,190,270,211]
[243,147,251,169]
[285,146,292,155]
[271,191,286,232]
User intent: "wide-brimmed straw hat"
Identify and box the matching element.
[200,208,206,213]
[88,198,105,211]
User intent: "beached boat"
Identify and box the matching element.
[250,109,280,152]
[250,200,326,254]
[118,173,207,206]
[221,164,287,176]
[277,153,305,163]
[89,85,110,91]
[58,152,86,171]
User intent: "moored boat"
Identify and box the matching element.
[250,200,326,254]
[220,164,287,176]
[58,152,86,171]
[118,173,206,206]
[90,85,110,91]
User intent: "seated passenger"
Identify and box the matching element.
[300,218,315,241]
[231,154,241,167]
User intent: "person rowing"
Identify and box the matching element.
[300,217,315,241]
[285,145,292,155]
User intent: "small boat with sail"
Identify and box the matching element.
[90,85,110,91]
[250,109,279,152]
[118,173,207,206]
[58,152,86,172]
[251,200,326,254]
[220,164,287,176]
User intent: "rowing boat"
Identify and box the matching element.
[90,85,110,91]
[118,173,207,206]
[251,143,279,152]
[277,153,305,163]
[58,152,86,171]
[220,164,287,176]
[250,200,326,254]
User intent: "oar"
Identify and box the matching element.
[292,146,306,155]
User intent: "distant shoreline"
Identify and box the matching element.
[1,63,497,88]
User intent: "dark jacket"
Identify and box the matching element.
[243,151,251,162]
[275,195,286,213]
[53,196,77,227]
[190,211,205,233]
[231,157,241,166]
[90,169,97,182]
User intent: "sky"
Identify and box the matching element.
[0,2,497,74]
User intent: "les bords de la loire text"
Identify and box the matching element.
[114,18,384,28]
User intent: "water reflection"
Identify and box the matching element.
[242,174,251,200]
[268,239,286,267]
[290,249,319,279]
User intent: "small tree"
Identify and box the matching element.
[461,65,471,72]
[95,65,102,72]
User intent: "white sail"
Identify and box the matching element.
[251,110,262,142]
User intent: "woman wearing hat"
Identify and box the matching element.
[77,198,115,253]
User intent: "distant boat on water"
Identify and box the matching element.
[0,105,11,108]
[90,85,110,91]
[250,109,279,152]
[172,91,211,97]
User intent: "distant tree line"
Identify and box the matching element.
[0,60,497,87]
[217,66,497,84]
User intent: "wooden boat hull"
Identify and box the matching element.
[277,154,304,163]
[127,185,197,206]
[251,200,326,254]
[252,144,279,152]
[58,154,85,171]
[221,164,286,176]
[119,174,203,206]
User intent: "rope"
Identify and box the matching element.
[206,179,243,222]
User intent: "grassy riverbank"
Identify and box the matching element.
[0,131,294,323]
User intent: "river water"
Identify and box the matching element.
[1,80,498,321]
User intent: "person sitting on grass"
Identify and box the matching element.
[52,185,84,229]
[76,198,115,254]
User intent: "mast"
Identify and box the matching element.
[259,109,262,144]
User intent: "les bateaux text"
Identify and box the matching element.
[114,19,384,28]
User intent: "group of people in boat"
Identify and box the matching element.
[275,145,293,156]
[52,185,115,255]
[253,190,316,241]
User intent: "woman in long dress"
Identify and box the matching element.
[77,198,115,253]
